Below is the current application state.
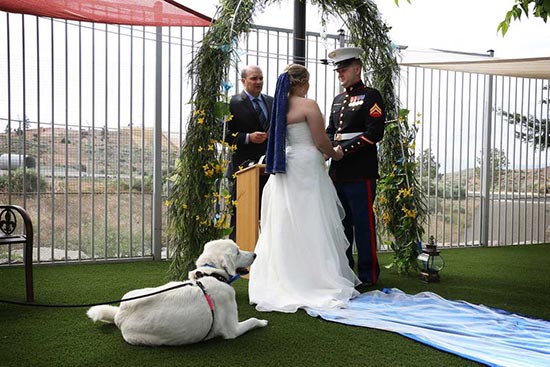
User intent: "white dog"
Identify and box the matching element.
[86,239,267,346]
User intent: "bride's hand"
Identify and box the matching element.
[332,145,344,161]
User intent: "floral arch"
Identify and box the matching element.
[167,0,426,278]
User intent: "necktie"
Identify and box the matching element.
[253,98,268,130]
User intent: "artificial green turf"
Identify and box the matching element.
[1,244,549,367]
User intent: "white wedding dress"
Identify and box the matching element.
[248,122,360,313]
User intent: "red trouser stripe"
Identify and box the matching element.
[366,180,377,283]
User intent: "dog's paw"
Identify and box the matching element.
[257,319,268,327]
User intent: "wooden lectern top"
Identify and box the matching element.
[235,163,266,176]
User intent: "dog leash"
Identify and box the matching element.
[0,282,196,308]
[0,273,237,308]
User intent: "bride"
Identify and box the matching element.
[248,64,360,313]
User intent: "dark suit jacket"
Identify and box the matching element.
[225,91,274,177]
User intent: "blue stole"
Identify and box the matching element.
[265,72,289,174]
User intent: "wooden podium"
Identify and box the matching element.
[235,164,267,252]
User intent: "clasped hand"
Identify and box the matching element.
[332,145,344,161]
[324,145,344,161]
[250,131,268,144]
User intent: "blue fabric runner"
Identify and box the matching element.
[265,72,289,174]
[306,288,550,367]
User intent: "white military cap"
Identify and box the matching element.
[328,47,364,70]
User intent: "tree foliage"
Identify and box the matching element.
[498,0,550,36]
[417,148,439,180]
[476,148,510,189]
[499,108,550,150]
[395,0,549,36]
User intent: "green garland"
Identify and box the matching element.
[167,0,426,279]
[167,0,258,279]
[377,109,427,273]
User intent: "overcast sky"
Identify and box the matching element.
[181,0,550,60]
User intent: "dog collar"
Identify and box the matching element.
[200,264,241,284]
[194,271,229,283]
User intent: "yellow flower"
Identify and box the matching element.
[401,207,417,218]
[215,213,229,229]
[195,215,200,221]
[197,117,205,124]
[230,145,237,152]
[232,200,238,207]
[398,187,413,199]
[225,114,233,122]
[182,204,188,209]
[382,212,392,225]
[198,146,204,152]
[164,200,171,206]
[410,141,416,149]
[378,196,388,204]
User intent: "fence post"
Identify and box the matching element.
[152,26,163,260]
[480,50,495,247]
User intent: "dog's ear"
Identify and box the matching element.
[188,269,198,280]
[221,248,237,277]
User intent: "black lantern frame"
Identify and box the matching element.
[417,236,444,283]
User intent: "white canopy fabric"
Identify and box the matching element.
[401,57,550,79]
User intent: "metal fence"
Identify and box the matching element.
[398,66,549,247]
[1,11,548,265]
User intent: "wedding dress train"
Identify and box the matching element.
[249,122,360,313]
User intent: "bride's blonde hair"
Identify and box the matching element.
[284,64,309,95]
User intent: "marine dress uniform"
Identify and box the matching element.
[326,48,386,285]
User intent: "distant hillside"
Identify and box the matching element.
[0,127,181,176]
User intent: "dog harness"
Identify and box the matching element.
[195,280,215,341]
[193,267,240,341]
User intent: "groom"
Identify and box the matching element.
[225,65,274,240]
[326,47,386,286]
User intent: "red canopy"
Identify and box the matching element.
[0,0,212,26]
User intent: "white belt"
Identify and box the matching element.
[335,132,363,141]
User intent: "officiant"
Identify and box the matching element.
[224,65,274,241]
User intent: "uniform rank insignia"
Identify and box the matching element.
[349,95,365,107]
[369,102,382,118]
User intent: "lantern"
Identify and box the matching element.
[417,235,445,283]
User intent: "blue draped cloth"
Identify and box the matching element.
[306,288,550,367]
[265,72,289,174]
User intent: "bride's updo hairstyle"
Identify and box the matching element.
[284,64,309,96]
[266,64,309,174]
